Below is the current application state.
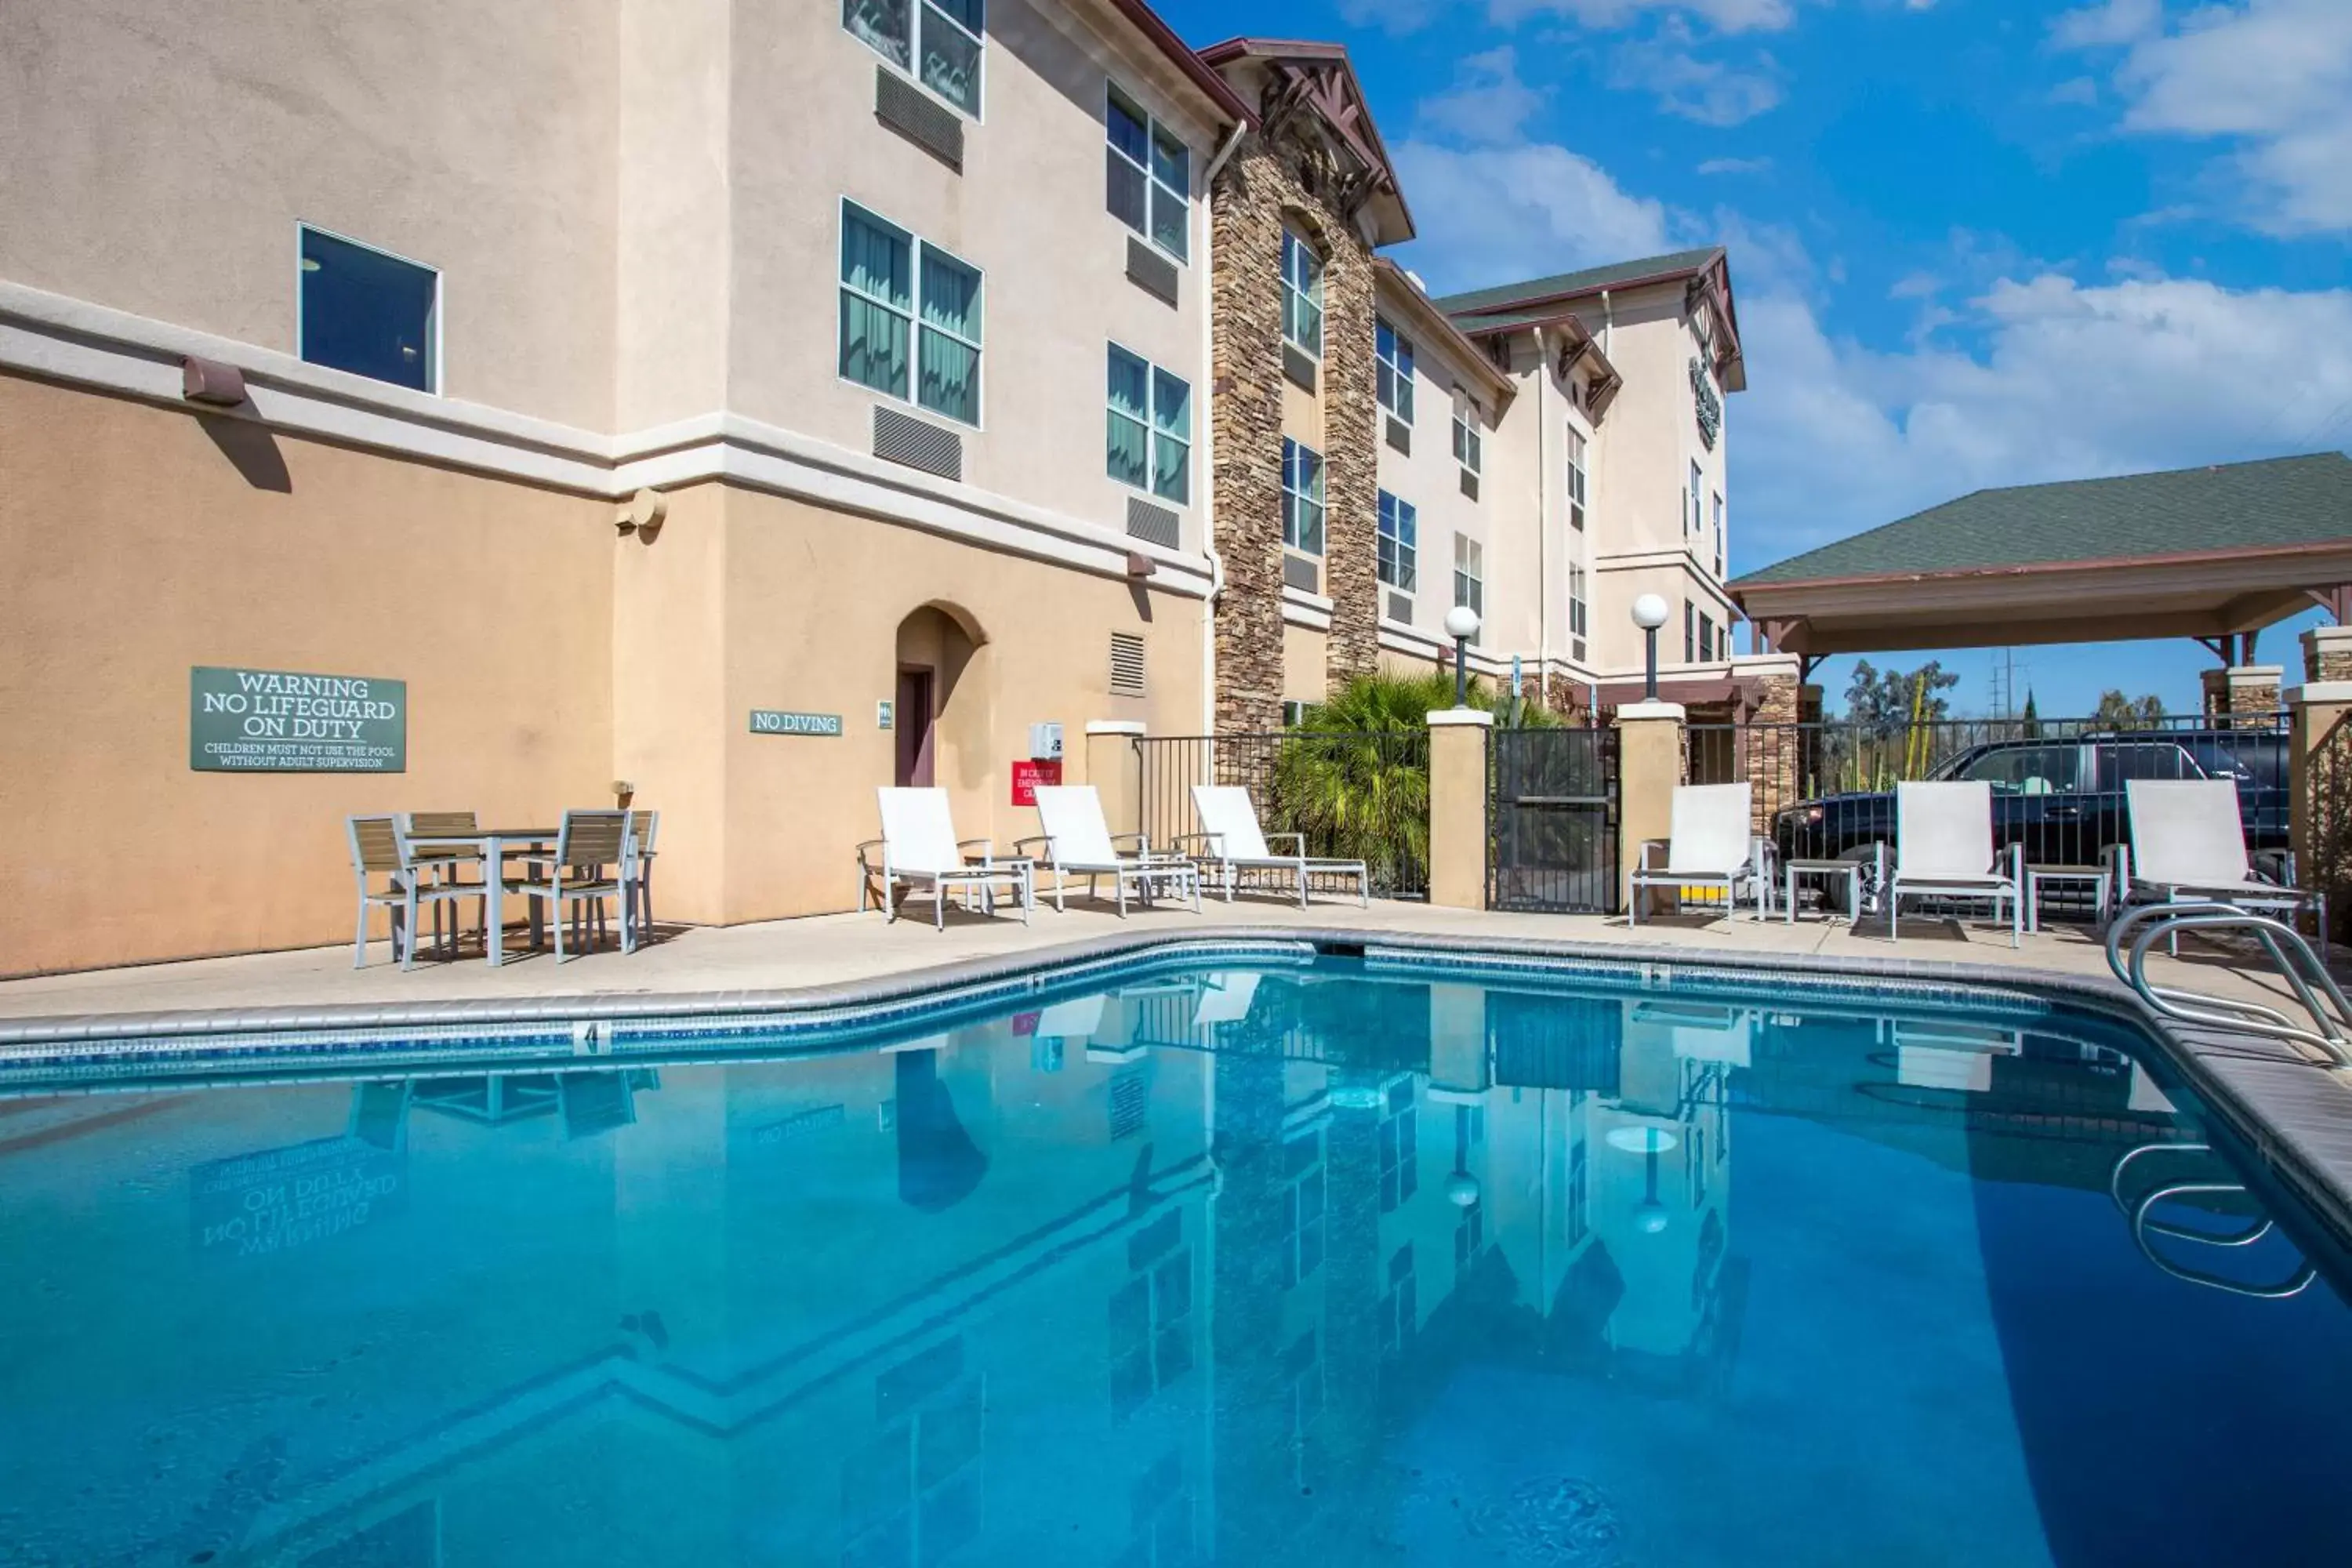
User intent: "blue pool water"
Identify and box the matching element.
[2,956,2350,1566]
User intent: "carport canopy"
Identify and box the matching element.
[1730,453,2352,659]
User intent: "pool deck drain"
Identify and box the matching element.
[4,901,2350,1243]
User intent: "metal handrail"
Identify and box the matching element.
[2104,902,2352,1063]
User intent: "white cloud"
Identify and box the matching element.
[1490,0,1797,32]
[1697,156,1773,175]
[2066,0,2352,234]
[1391,140,1675,289]
[2049,0,2160,49]
[1416,46,1548,145]
[1609,36,1784,124]
[2046,74,2100,106]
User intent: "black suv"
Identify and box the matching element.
[1771,729,2287,875]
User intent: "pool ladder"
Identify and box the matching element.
[2110,1142,2315,1300]
[2103,902,2352,1066]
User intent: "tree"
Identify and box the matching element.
[2094,689,2168,728]
[1842,659,1961,734]
[2020,689,2040,739]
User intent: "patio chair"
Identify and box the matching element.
[629,808,660,934]
[1627,782,1766,925]
[404,810,485,952]
[862,788,1033,928]
[1889,781,2022,947]
[1182,785,1370,909]
[346,815,485,970]
[501,809,639,962]
[2120,779,2321,945]
[1018,786,1200,916]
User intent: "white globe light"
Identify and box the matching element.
[1444,604,1483,641]
[1631,593,1671,630]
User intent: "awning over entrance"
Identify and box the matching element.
[1730,453,2352,657]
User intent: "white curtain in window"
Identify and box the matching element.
[844,0,910,67]
[1107,347,1149,489]
[916,249,981,422]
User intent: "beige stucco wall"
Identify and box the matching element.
[1370,278,1496,646]
[0,0,621,430]
[1282,623,1329,707]
[0,371,615,975]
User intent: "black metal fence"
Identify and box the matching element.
[1686,713,2289,890]
[1135,731,1431,898]
[1490,726,1620,913]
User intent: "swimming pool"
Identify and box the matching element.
[2,952,2347,1566]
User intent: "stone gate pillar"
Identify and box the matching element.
[2201,664,2282,728]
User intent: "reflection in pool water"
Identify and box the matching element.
[2,960,2349,1566]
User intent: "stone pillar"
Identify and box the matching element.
[1426,982,1490,1102]
[1083,720,1145,840]
[1427,708,1493,910]
[2288,682,2352,945]
[2304,626,2352,683]
[1319,216,1381,691]
[1731,653,1802,838]
[1615,700,1686,916]
[2201,664,2282,728]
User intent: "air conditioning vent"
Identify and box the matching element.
[1283,554,1320,593]
[1385,591,1412,624]
[1282,343,1318,394]
[875,67,963,170]
[1124,495,1180,549]
[1109,632,1147,696]
[873,405,962,480]
[1124,238,1178,307]
[1385,416,1410,455]
[1459,469,1479,502]
[1573,639,1587,662]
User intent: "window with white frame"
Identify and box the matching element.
[1565,426,1587,532]
[1712,490,1725,575]
[1105,85,1188,260]
[299,226,437,392]
[1107,345,1191,504]
[1376,318,1414,422]
[1684,599,1696,662]
[1452,397,1482,476]
[839,201,982,425]
[1282,437,1325,556]
[1454,535,1483,624]
[1377,491,1417,594]
[1281,230,1323,357]
[1569,562,1588,642]
[844,0,984,117]
[1689,459,1703,536]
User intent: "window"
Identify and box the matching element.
[1565,427,1587,532]
[1454,535,1483,623]
[1106,85,1187,260]
[844,0,984,117]
[840,201,982,425]
[1107,345,1191,503]
[1281,699,1308,728]
[1684,599,1695,662]
[1712,491,1726,576]
[1281,230,1323,357]
[1378,1078,1417,1212]
[1281,1131,1325,1287]
[1569,563,1588,641]
[1377,318,1414,422]
[298,226,437,392]
[1699,613,1716,662]
[1960,745,2087,795]
[1282,437,1325,556]
[1452,398,1482,475]
[1377,492,1417,593]
[1690,459,1703,536]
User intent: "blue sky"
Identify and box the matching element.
[1157,0,2352,717]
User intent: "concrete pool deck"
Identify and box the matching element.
[5,899,2350,1243]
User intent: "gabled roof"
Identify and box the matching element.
[1734,453,2352,588]
[1436,248,1727,319]
[1196,37,1414,245]
[1102,0,1254,125]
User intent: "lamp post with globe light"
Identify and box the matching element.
[1444,604,1482,708]
[1631,593,1670,702]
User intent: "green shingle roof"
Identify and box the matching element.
[1436,247,1724,321]
[1733,453,2352,587]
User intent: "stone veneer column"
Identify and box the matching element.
[1208,136,1381,728]
[2288,681,2352,945]
[2304,626,2352,683]
[1734,654,1803,839]
[2200,664,2283,728]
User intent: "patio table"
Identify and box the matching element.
[2025,863,2111,934]
[404,829,557,966]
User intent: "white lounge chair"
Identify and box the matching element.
[1018,785,1200,916]
[1184,785,1370,909]
[1889,781,2022,947]
[862,788,1033,928]
[2121,779,2319,941]
[1627,782,1766,924]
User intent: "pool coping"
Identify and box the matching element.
[5,927,2350,1254]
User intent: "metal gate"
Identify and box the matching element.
[1490,727,1619,913]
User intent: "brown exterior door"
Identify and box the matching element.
[896,667,935,788]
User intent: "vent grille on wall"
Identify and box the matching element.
[1385,591,1412,624]
[875,68,963,170]
[1125,495,1180,549]
[1124,238,1179,307]
[1110,632,1147,696]
[1573,639,1587,662]
[1283,554,1320,593]
[1459,469,1479,502]
[873,405,962,479]
[1282,343,1318,394]
[1385,416,1410,455]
